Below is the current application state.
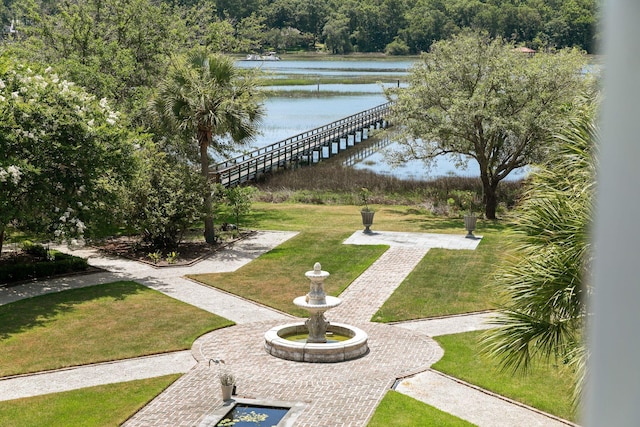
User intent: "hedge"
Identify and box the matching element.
[0,252,89,285]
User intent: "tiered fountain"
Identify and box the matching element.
[264,263,369,363]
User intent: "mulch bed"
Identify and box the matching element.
[95,231,256,268]
[0,230,255,287]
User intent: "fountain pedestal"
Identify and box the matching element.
[293,296,342,343]
[292,262,341,343]
[264,262,369,362]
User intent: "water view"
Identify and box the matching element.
[233,58,526,181]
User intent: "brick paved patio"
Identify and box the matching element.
[124,320,442,427]
[123,235,477,427]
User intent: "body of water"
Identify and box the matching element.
[236,58,414,77]
[232,58,526,181]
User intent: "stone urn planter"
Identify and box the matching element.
[361,210,375,234]
[209,359,235,401]
[464,214,477,238]
[359,187,375,233]
[221,383,234,401]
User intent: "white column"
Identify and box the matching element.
[586,1,640,426]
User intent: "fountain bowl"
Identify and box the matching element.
[293,295,342,311]
[264,322,369,363]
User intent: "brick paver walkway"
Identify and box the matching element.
[124,231,480,426]
[0,230,574,427]
[125,321,442,427]
[331,246,430,323]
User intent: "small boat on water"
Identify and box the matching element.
[244,52,280,61]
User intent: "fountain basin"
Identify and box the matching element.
[293,295,342,311]
[264,322,369,363]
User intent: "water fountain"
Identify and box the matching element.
[264,262,369,362]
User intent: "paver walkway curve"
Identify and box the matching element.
[0,230,575,427]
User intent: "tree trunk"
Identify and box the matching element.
[0,226,4,256]
[200,134,216,245]
[484,183,499,220]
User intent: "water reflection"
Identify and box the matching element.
[245,94,387,150]
[232,57,527,181]
[345,137,528,181]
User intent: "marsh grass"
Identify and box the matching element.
[254,157,523,214]
[0,375,180,426]
[0,281,232,376]
[367,391,476,427]
[262,75,403,86]
[433,331,576,422]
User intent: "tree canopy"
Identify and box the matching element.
[3,0,599,58]
[0,56,138,253]
[385,31,590,219]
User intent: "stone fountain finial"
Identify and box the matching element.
[305,262,329,306]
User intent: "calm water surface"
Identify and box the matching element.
[234,58,525,181]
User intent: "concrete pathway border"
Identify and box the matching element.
[0,351,195,402]
[395,369,577,427]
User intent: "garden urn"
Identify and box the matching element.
[464,214,477,238]
[361,210,375,234]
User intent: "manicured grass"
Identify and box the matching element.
[204,202,512,318]
[245,202,465,234]
[0,281,232,376]
[432,331,577,422]
[0,375,180,426]
[191,230,387,316]
[193,203,483,316]
[367,390,476,427]
[372,230,514,321]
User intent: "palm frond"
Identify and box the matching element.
[484,96,598,403]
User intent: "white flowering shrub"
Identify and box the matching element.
[0,58,138,253]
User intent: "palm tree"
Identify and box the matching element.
[484,99,597,402]
[151,50,263,244]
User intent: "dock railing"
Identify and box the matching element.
[212,102,392,187]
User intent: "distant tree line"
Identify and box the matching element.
[1,0,598,61]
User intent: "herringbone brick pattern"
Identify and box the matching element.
[331,247,430,323]
[124,321,442,426]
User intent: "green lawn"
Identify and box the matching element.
[432,331,577,422]
[0,281,232,376]
[367,391,476,427]
[0,203,540,426]
[372,231,513,321]
[194,203,511,318]
[0,375,180,427]
[190,230,387,316]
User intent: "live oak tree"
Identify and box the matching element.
[10,0,182,108]
[151,51,263,245]
[386,31,589,219]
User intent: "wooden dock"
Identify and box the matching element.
[212,102,392,187]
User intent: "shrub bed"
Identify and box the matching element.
[0,247,89,285]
